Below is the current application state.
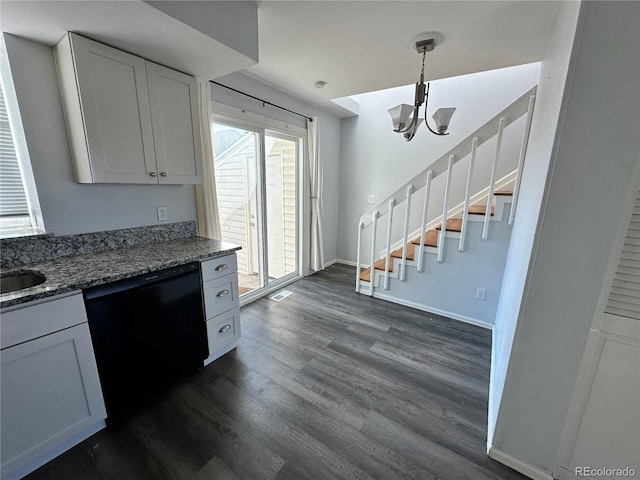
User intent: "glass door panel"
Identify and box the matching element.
[265,134,298,283]
[212,123,263,296]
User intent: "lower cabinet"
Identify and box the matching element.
[201,254,241,365]
[0,293,107,480]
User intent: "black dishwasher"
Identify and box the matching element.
[84,262,208,420]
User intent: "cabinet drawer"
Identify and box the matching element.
[1,293,87,350]
[206,307,241,355]
[203,274,239,319]
[201,254,237,282]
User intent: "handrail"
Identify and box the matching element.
[359,86,537,227]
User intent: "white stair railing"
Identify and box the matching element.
[416,170,433,272]
[438,155,455,263]
[356,86,537,291]
[482,117,506,241]
[400,185,413,281]
[509,94,536,226]
[383,199,395,290]
[459,137,479,252]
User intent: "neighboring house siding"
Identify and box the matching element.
[215,136,254,275]
[283,141,297,275]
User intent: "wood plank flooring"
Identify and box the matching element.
[26,264,527,480]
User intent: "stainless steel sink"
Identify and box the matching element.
[0,271,47,294]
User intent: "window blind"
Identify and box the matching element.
[605,190,640,321]
[0,84,29,217]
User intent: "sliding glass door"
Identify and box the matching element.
[212,121,300,298]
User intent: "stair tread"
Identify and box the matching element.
[435,218,463,232]
[391,242,416,260]
[374,257,394,272]
[359,267,371,282]
[494,189,513,196]
[411,229,439,247]
[468,205,495,216]
[359,257,396,282]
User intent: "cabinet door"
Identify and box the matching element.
[0,324,107,476]
[146,61,203,184]
[70,34,157,183]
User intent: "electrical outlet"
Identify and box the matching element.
[367,194,376,204]
[476,288,486,300]
[157,206,168,222]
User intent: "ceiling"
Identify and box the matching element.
[0,1,563,117]
[248,1,562,114]
[0,1,258,81]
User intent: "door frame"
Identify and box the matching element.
[211,104,307,305]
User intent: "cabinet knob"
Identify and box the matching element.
[216,289,230,298]
[214,264,228,272]
[149,172,157,177]
[218,324,231,334]
[160,172,167,177]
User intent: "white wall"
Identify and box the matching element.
[337,63,540,263]
[2,34,197,235]
[490,1,640,475]
[488,0,582,449]
[211,72,342,268]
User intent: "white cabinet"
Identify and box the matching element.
[55,33,203,185]
[0,293,107,480]
[201,254,241,365]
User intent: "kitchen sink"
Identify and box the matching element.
[0,271,47,294]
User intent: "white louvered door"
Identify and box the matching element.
[605,190,640,321]
[556,187,640,479]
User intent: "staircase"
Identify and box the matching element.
[356,87,537,299]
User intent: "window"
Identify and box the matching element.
[0,37,44,238]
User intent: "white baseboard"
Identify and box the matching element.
[332,258,359,267]
[488,447,555,480]
[372,291,494,330]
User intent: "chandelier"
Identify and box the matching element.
[388,35,456,141]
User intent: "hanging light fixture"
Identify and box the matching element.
[388,34,456,141]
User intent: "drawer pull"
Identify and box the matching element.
[216,289,230,298]
[214,264,228,272]
[218,324,231,334]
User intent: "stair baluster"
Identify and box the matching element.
[369,211,379,295]
[459,137,479,252]
[509,95,536,226]
[355,221,364,293]
[383,199,396,290]
[438,155,455,263]
[400,185,413,281]
[483,117,506,241]
[417,170,433,272]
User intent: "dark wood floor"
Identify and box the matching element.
[27,264,526,480]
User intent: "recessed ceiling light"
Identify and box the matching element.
[314,81,327,89]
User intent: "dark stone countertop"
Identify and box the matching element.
[0,237,241,309]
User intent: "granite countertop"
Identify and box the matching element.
[0,237,241,309]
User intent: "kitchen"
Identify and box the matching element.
[2,2,638,480]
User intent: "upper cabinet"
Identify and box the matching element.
[55,33,203,185]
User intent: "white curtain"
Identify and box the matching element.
[195,81,222,240]
[308,116,325,271]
